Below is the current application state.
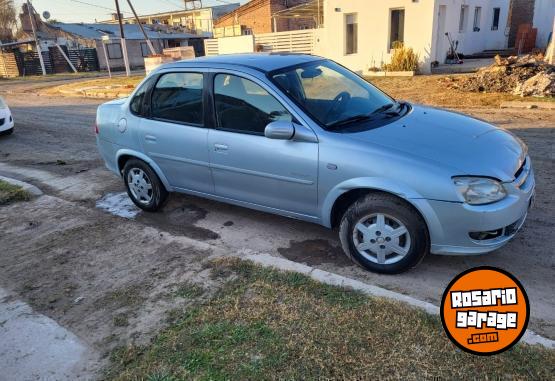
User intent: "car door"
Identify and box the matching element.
[138,71,212,193]
[208,72,319,217]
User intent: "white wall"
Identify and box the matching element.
[314,0,510,74]
[434,0,509,60]
[315,0,436,74]
[533,0,555,48]
[218,35,255,54]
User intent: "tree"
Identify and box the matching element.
[0,0,17,42]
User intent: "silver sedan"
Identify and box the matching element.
[96,54,534,273]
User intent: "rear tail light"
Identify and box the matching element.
[94,123,99,135]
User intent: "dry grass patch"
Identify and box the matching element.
[367,75,530,108]
[106,258,554,380]
[0,180,31,205]
[42,76,143,98]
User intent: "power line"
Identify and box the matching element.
[66,0,132,15]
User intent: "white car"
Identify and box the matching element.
[0,96,14,135]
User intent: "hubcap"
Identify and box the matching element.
[352,213,411,265]
[127,168,153,205]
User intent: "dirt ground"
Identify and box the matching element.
[0,77,554,377]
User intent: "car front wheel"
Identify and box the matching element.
[339,193,429,274]
[123,159,168,212]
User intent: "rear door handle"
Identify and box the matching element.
[214,143,228,152]
[145,134,157,142]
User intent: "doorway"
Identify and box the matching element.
[435,5,447,62]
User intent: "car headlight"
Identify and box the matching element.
[0,97,7,110]
[453,177,507,205]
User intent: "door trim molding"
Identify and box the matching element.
[149,152,210,168]
[211,162,315,185]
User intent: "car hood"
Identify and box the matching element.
[346,105,526,182]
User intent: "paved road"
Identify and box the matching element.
[0,82,554,341]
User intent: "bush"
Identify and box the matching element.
[382,41,420,72]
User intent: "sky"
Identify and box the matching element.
[14,0,245,23]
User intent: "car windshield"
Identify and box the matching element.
[271,60,395,129]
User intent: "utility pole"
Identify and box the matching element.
[101,35,112,78]
[26,0,46,76]
[114,0,130,76]
[126,0,156,55]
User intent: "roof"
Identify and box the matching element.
[99,3,240,24]
[167,53,323,73]
[52,23,199,40]
[272,0,323,19]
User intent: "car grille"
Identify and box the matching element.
[513,158,530,189]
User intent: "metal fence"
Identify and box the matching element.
[0,48,99,77]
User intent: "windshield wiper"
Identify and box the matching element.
[371,102,398,115]
[326,102,407,130]
[326,114,373,129]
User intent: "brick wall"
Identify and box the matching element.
[508,0,536,47]
[214,0,314,34]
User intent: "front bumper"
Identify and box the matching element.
[415,160,535,255]
[0,108,14,132]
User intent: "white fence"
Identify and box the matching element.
[255,30,315,54]
[204,38,220,57]
[204,29,316,56]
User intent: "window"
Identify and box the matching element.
[214,74,292,135]
[345,13,358,55]
[473,7,482,32]
[106,43,123,59]
[130,77,155,116]
[151,72,203,125]
[271,60,394,128]
[459,5,469,32]
[491,7,500,30]
[389,9,405,50]
[140,42,151,57]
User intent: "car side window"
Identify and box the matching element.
[129,77,155,116]
[151,72,203,125]
[214,74,292,135]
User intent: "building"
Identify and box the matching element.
[52,23,203,70]
[100,3,240,37]
[531,0,555,48]
[314,0,517,74]
[213,0,315,35]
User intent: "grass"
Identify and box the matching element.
[367,75,529,108]
[173,282,205,299]
[41,75,144,98]
[105,258,555,380]
[0,180,31,205]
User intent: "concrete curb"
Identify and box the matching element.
[237,251,554,350]
[0,175,43,197]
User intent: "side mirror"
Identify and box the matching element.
[264,121,295,140]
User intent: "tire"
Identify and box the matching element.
[123,159,168,212]
[339,193,429,274]
[0,127,13,136]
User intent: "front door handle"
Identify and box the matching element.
[214,143,228,152]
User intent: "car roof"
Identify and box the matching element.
[165,53,323,73]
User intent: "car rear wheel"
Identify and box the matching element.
[123,159,168,212]
[339,193,428,274]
